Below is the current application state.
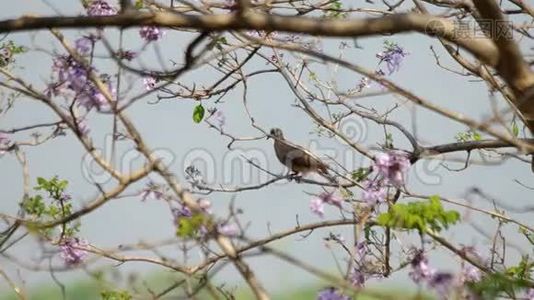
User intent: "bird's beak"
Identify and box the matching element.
[266,135,271,140]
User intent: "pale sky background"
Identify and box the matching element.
[0,0,533,298]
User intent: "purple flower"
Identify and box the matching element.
[143,76,157,91]
[376,42,408,75]
[409,251,436,284]
[319,191,344,208]
[374,151,410,187]
[198,198,212,214]
[217,223,239,237]
[87,0,117,16]
[75,37,93,55]
[141,181,164,201]
[51,55,114,111]
[526,288,534,300]
[310,197,325,218]
[355,240,367,259]
[58,193,72,202]
[77,82,115,111]
[60,237,88,265]
[349,268,366,288]
[361,180,386,205]
[139,26,165,42]
[462,265,481,282]
[173,205,192,221]
[117,49,137,61]
[317,288,350,300]
[214,110,226,127]
[428,272,454,300]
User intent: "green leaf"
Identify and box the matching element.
[135,0,143,9]
[351,167,369,182]
[377,195,460,233]
[176,213,206,238]
[192,104,205,123]
[512,121,519,137]
[22,195,45,216]
[468,272,530,299]
[101,290,132,300]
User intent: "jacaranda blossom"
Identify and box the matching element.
[198,198,212,214]
[376,42,409,75]
[87,0,117,16]
[51,55,114,111]
[318,191,343,208]
[409,251,436,284]
[361,179,386,205]
[139,26,165,42]
[75,37,93,56]
[310,197,325,218]
[428,272,454,300]
[217,223,239,237]
[60,237,88,265]
[317,288,350,300]
[140,181,165,201]
[374,151,410,187]
[349,268,366,288]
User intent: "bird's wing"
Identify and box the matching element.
[274,139,328,172]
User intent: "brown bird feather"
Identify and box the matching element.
[270,128,329,175]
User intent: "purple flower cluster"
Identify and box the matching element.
[87,0,117,16]
[139,26,165,42]
[356,41,407,92]
[316,287,350,300]
[51,55,115,111]
[75,37,93,56]
[409,249,483,300]
[361,179,386,205]
[409,251,436,283]
[60,237,88,265]
[376,43,409,75]
[360,151,410,207]
[217,223,239,237]
[309,191,343,218]
[198,198,212,214]
[349,268,366,288]
[173,205,193,223]
[373,151,410,187]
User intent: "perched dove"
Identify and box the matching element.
[269,128,335,181]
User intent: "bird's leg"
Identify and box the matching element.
[288,171,303,183]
